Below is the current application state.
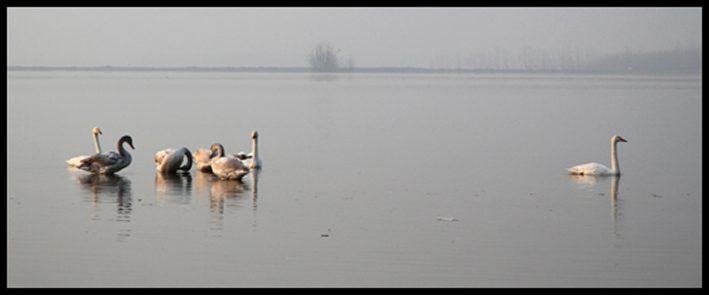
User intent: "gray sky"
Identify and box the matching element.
[7,7,702,68]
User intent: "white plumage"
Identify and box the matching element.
[155,147,192,173]
[66,126,103,167]
[567,135,627,175]
[211,155,250,180]
[239,130,262,169]
[193,143,226,172]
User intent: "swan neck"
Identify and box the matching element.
[181,148,193,171]
[93,132,102,153]
[118,138,132,161]
[611,140,620,174]
[251,136,258,158]
[215,144,225,157]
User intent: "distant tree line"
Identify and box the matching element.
[9,43,700,76]
[306,41,701,75]
[427,44,701,75]
[584,46,702,75]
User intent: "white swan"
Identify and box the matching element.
[155,147,192,173]
[567,135,627,175]
[210,142,250,180]
[66,126,103,167]
[193,148,213,172]
[77,135,134,174]
[193,143,225,172]
[236,131,262,169]
[211,156,250,180]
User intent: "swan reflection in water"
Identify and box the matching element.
[194,170,220,196]
[155,172,192,205]
[76,173,133,241]
[208,168,260,232]
[210,179,246,214]
[201,167,259,214]
[568,174,623,240]
[77,173,132,210]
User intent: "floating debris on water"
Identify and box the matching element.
[436,217,458,222]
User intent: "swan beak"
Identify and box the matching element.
[94,127,102,135]
[252,131,258,139]
[619,136,627,142]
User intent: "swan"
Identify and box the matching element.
[66,126,103,167]
[567,135,627,175]
[193,147,213,172]
[155,147,193,173]
[237,131,262,169]
[193,143,226,172]
[211,156,250,180]
[77,135,134,174]
[210,142,250,180]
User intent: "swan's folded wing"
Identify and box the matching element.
[211,157,249,179]
[81,151,121,167]
[567,162,608,175]
[193,147,214,171]
[211,157,246,172]
[229,152,252,160]
[66,155,89,167]
[193,147,212,162]
[155,149,170,164]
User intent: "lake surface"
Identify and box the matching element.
[7,71,702,287]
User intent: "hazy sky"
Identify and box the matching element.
[6,7,702,68]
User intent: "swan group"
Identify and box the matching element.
[190,131,261,180]
[68,128,261,181]
[69,128,628,181]
[567,135,627,176]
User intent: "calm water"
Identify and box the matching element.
[7,71,702,287]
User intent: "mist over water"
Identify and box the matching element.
[7,8,702,68]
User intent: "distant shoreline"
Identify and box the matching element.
[6,65,702,76]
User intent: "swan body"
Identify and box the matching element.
[209,142,249,180]
[156,147,193,173]
[567,135,627,175]
[77,135,134,174]
[239,131,261,169]
[566,162,614,175]
[66,126,103,167]
[193,147,214,172]
[211,156,250,180]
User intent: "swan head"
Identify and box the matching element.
[613,135,627,144]
[252,131,259,139]
[120,135,135,150]
[92,126,102,135]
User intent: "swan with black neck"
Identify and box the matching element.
[77,135,134,174]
